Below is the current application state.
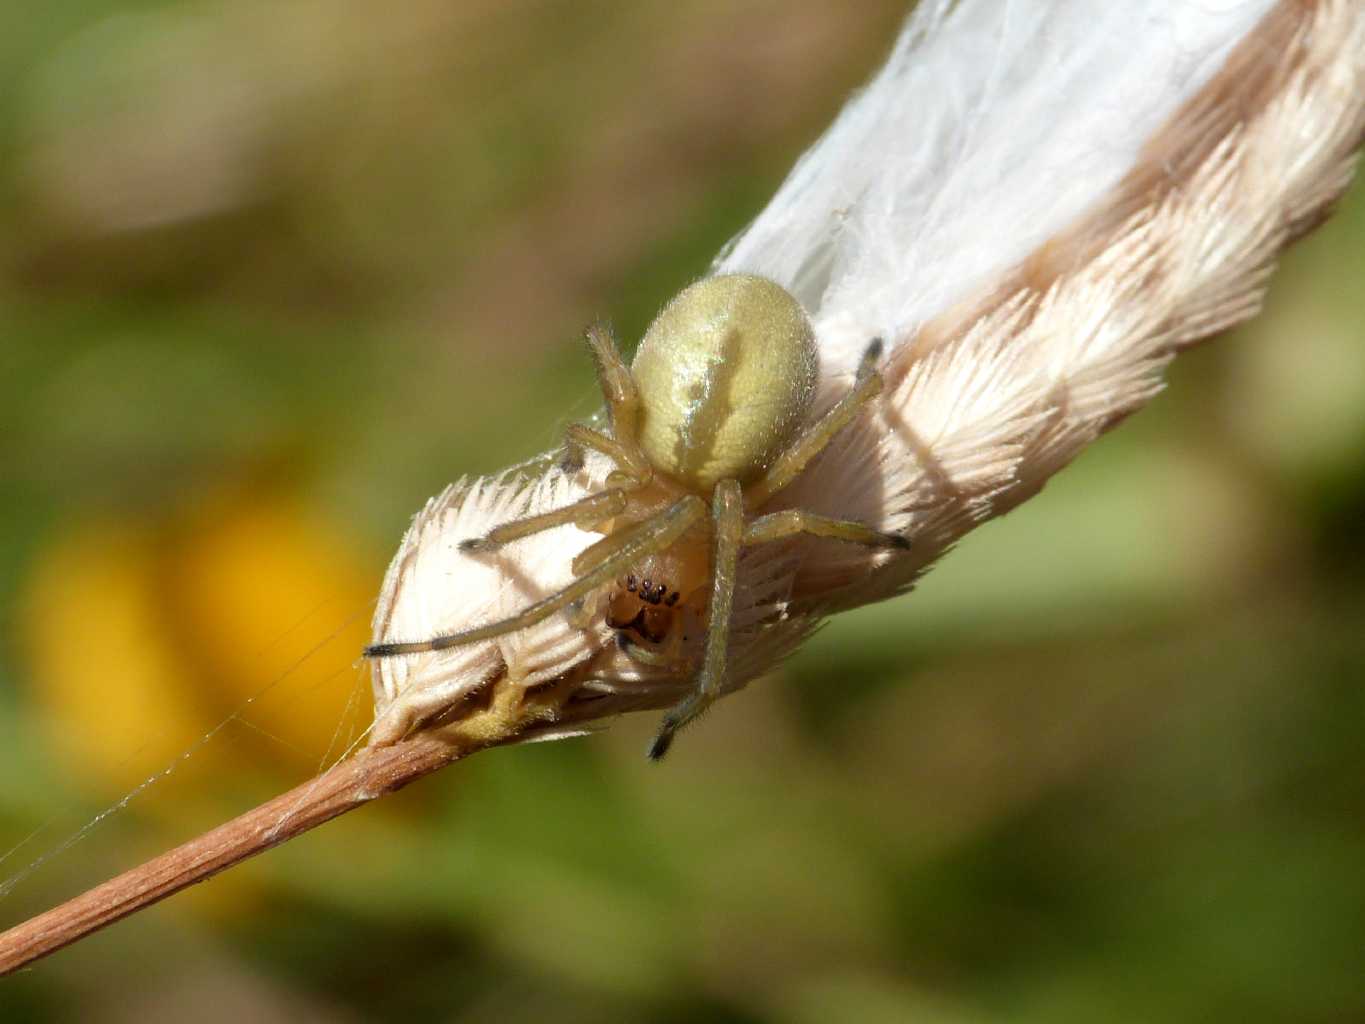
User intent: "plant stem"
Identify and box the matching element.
[0,733,463,976]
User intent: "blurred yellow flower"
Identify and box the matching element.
[20,485,377,852]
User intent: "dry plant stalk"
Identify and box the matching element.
[3,0,1362,977]
[0,681,572,975]
[0,736,461,975]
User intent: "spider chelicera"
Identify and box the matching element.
[365,273,907,758]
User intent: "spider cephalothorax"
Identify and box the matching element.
[366,273,906,757]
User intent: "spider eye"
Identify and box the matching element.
[631,274,818,490]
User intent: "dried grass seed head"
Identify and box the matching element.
[370,0,1365,756]
[369,274,904,755]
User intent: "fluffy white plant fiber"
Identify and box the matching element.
[717,0,1279,375]
[370,0,1365,746]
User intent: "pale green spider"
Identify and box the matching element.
[366,273,907,758]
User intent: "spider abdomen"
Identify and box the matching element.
[631,274,817,492]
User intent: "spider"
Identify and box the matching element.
[365,273,907,758]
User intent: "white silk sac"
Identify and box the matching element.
[369,0,1365,746]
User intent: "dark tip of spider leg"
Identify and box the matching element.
[559,443,585,473]
[861,336,884,370]
[885,532,911,550]
[458,536,495,553]
[364,640,427,658]
[648,697,698,759]
[647,721,677,761]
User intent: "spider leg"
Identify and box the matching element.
[743,509,909,550]
[571,521,645,576]
[563,424,650,481]
[459,487,631,553]
[583,322,654,479]
[648,479,743,760]
[564,597,597,630]
[366,494,706,658]
[585,321,640,440]
[558,439,586,473]
[744,338,885,509]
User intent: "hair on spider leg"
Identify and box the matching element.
[367,274,913,757]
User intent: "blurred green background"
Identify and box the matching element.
[2,3,1363,1021]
